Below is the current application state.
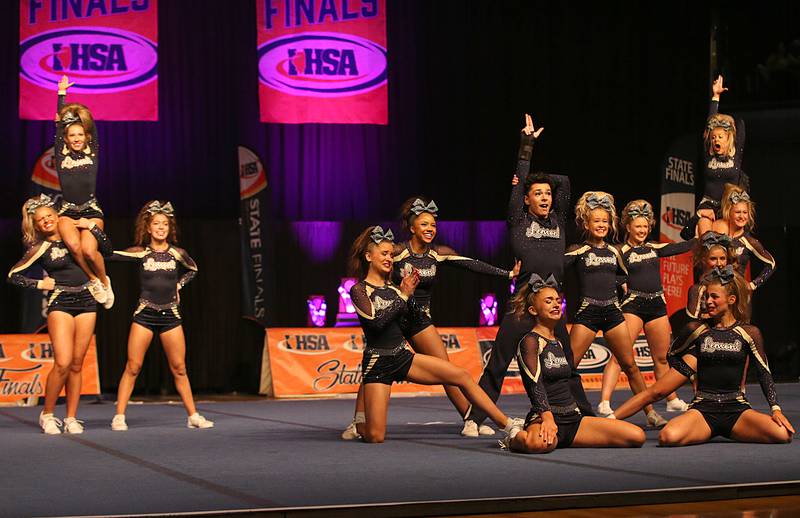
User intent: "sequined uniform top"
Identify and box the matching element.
[508,133,571,287]
[620,240,695,294]
[668,321,778,411]
[391,242,510,308]
[702,100,746,205]
[111,246,197,306]
[7,225,111,289]
[564,243,627,301]
[731,232,776,290]
[517,331,576,415]
[351,281,417,350]
[56,94,99,205]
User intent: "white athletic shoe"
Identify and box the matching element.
[103,276,115,309]
[39,412,62,435]
[187,413,214,429]
[88,278,108,304]
[503,417,524,439]
[63,417,84,434]
[647,410,668,428]
[461,419,479,437]
[665,398,689,412]
[596,400,614,417]
[341,420,361,440]
[478,424,495,436]
[111,414,128,431]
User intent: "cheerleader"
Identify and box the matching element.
[109,201,213,431]
[686,232,737,320]
[7,195,111,433]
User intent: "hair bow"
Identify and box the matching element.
[626,204,652,220]
[701,232,732,250]
[706,117,733,132]
[528,273,559,293]
[61,112,81,126]
[146,201,175,216]
[370,226,394,244]
[410,199,439,217]
[26,194,54,214]
[729,191,750,205]
[704,265,735,285]
[586,193,613,212]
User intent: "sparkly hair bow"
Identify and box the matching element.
[701,232,732,250]
[410,199,439,217]
[26,193,54,214]
[704,265,735,285]
[586,193,613,212]
[729,191,750,205]
[626,204,653,220]
[706,117,733,132]
[370,226,394,244]
[528,273,559,293]
[146,201,175,216]
[61,112,81,126]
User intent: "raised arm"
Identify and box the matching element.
[7,242,52,290]
[740,235,776,290]
[508,114,543,225]
[432,244,515,279]
[54,76,72,160]
[709,74,727,116]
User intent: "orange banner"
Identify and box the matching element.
[0,334,101,403]
[263,327,484,398]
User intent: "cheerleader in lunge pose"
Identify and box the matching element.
[347,226,523,443]
[565,192,666,427]
[501,274,645,453]
[610,267,793,446]
[597,200,694,416]
[53,75,113,307]
[7,195,112,434]
[109,201,213,431]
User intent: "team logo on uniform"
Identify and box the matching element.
[49,247,67,261]
[20,27,158,93]
[258,32,387,98]
[525,219,560,239]
[700,336,741,354]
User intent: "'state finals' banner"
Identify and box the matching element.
[256,0,387,124]
[20,0,158,120]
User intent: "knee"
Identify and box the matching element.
[125,361,143,377]
[619,361,640,375]
[81,243,97,261]
[170,362,188,377]
[69,359,84,374]
[452,367,471,387]
[658,427,682,446]
[64,238,82,256]
[52,362,70,377]
[771,427,792,444]
[627,427,647,447]
[650,385,669,401]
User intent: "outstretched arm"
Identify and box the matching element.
[653,238,696,257]
[433,244,516,279]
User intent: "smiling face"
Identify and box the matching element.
[627,216,650,244]
[704,282,735,319]
[33,207,58,237]
[704,246,728,272]
[410,212,437,245]
[585,208,609,240]
[528,287,562,324]
[710,127,731,157]
[365,241,394,276]
[525,182,552,218]
[728,202,750,231]
[148,214,171,243]
[66,123,87,152]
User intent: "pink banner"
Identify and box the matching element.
[20,0,158,120]
[256,0,387,124]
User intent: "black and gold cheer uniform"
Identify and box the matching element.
[564,242,627,333]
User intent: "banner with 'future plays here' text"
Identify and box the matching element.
[257,0,387,124]
[20,0,158,120]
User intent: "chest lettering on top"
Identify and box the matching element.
[143,257,177,272]
[700,336,742,354]
[707,157,734,170]
[49,247,67,261]
[543,350,568,370]
[628,250,657,264]
[372,295,394,312]
[584,252,616,267]
[61,155,94,170]
[526,220,560,239]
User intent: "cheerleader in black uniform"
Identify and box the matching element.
[610,267,793,446]
[686,232,736,320]
[109,201,213,431]
[502,275,645,453]
[597,200,694,416]
[713,184,776,292]
[565,192,665,427]
[347,226,522,443]
[53,75,113,307]
[7,195,111,434]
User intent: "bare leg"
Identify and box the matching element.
[569,324,598,369]
[604,323,654,416]
[571,416,646,447]
[643,316,679,401]
[159,326,197,416]
[408,326,470,417]
[352,384,366,436]
[697,216,713,236]
[43,312,76,414]
[80,218,108,284]
[65,312,97,418]
[711,219,729,234]
[57,218,97,280]
[362,383,392,443]
[658,409,713,446]
[730,409,793,444]
[116,323,154,415]
[600,313,642,403]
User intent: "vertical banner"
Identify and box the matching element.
[238,146,269,326]
[256,0,388,124]
[659,134,697,317]
[20,0,158,120]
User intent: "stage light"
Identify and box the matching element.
[479,293,498,326]
[307,295,327,327]
[335,277,360,327]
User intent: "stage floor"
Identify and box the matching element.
[2,385,799,518]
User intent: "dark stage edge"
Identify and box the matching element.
[1,385,798,518]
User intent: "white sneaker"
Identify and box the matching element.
[103,276,114,309]
[88,278,108,304]
[461,419,479,437]
[503,417,524,439]
[647,410,668,428]
[111,414,128,431]
[187,413,214,429]
[596,400,614,417]
[341,420,362,440]
[39,412,62,435]
[666,398,689,412]
[63,417,84,434]
[478,424,495,436]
